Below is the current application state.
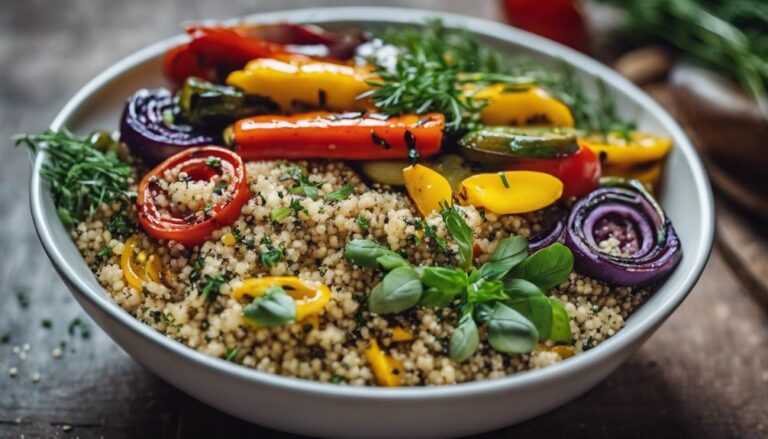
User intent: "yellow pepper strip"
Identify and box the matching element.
[582,132,672,166]
[403,164,453,217]
[226,56,374,113]
[458,171,563,215]
[121,237,165,291]
[390,327,414,342]
[473,85,574,127]
[231,276,331,321]
[365,338,404,387]
[603,161,664,190]
[121,236,146,291]
[144,255,163,284]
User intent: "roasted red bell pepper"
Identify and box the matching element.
[504,142,600,198]
[163,23,366,86]
[226,112,445,161]
[137,146,250,246]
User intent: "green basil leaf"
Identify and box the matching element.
[242,286,296,326]
[324,184,354,202]
[467,279,508,303]
[503,278,552,341]
[417,266,467,295]
[549,298,572,343]
[344,239,406,270]
[477,236,528,280]
[441,207,474,270]
[270,206,292,222]
[449,313,479,362]
[419,286,458,308]
[369,266,422,314]
[487,303,538,353]
[510,243,573,291]
[376,253,409,271]
[473,302,494,325]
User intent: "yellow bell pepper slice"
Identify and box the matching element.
[582,132,672,166]
[121,237,165,291]
[365,338,404,387]
[458,171,563,214]
[390,327,414,342]
[603,162,664,190]
[403,164,453,217]
[474,85,574,127]
[121,236,146,291]
[231,276,331,322]
[226,56,373,113]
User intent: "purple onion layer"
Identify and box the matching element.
[120,88,217,165]
[564,184,682,287]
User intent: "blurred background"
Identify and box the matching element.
[1,0,767,437]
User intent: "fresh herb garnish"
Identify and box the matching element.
[0,332,9,344]
[343,208,573,362]
[68,317,91,339]
[15,129,133,227]
[355,214,370,233]
[41,319,53,329]
[201,274,228,301]
[365,19,633,133]
[324,184,354,202]
[205,156,222,168]
[224,347,239,362]
[242,286,296,326]
[107,213,131,240]
[260,237,285,267]
[96,245,112,259]
[16,288,30,309]
[284,165,322,200]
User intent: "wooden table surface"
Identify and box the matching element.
[1,1,767,438]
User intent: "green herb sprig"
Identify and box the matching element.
[344,206,574,362]
[363,19,634,134]
[15,129,133,227]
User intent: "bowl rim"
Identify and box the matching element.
[30,6,714,400]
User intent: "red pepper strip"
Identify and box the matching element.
[137,146,250,247]
[230,112,445,161]
[504,143,600,198]
[163,23,364,86]
[166,26,286,86]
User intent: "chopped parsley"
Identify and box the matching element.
[324,184,354,202]
[0,332,10,344]
[68,317,91,339]
[41,319,52,329]
[16,288,30,309]
[284,165,322,200]
[107,213,131,240]
[260,237,285,267]
[355,214,370,233]
[96,245,112,259]
[201,273,229,302]
[225,347,239,362]
[205,156,222,168]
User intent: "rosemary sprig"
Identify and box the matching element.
[15,129,133,227]
[364,19,634,134]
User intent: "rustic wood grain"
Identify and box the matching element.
[1,1,767,438]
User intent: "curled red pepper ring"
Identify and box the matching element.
[137,146,250,246]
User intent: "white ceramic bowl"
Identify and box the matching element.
[29,7,714,438]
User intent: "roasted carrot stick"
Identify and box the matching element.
[226,112,445,160]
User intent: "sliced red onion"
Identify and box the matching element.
[564,180,682,286]
[529,215,565,253]
[120,88,217,165]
